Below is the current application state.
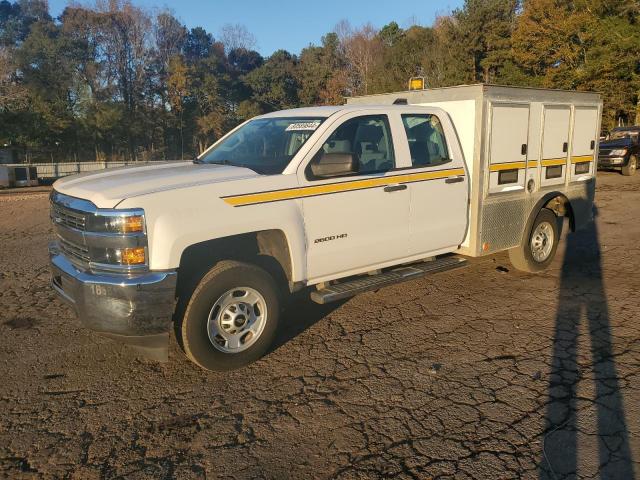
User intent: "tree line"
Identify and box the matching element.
[0,0,638,163]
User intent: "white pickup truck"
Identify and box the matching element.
[50,85,600,371]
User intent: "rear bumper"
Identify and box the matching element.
[49,242,177,359]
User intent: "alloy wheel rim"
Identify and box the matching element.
[530,221,554,263]
[207,287,267,353]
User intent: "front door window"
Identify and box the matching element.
[315,115,395,176]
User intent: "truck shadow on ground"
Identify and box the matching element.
[269,291,346,353]
[540,206,636,479]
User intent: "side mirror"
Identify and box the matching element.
[310,152,357,178]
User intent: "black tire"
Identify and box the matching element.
[179,260,280,371]
[622,155,637,176]
[509,208,561,273]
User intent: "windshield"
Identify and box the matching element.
[198,117,325,174]
[608,130,639,142]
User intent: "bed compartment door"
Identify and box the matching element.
[540,105,571,187]
[487,103,530,194]
[570,107,598,182]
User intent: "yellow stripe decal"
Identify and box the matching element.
[571,155,593,164]
[489,162,526,172]
[489,160,539,172]
[541,158,568,167]
[223,168,465,207]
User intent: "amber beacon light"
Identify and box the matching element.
[408,77,426,91]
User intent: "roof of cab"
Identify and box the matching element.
[258,104,435,119]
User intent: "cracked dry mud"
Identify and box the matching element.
[1,172,639,479]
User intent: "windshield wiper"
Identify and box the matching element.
[204,159,234,166]
[194,158,231,166]
[193,158,261,174]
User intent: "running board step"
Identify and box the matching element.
[310,256,468,304]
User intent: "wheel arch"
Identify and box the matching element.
[626,152,638,165]
[522,192,575,244]
[176,229,299,301]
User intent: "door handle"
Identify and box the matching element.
[445,176,464,184]
[383,184,407,193]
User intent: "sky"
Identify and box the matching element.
[47,0,465,56]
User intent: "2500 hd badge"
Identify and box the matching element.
[314,233,348,244]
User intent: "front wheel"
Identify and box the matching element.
[179,260,280,371]
[622,155,637,176]
[509,208,561,273]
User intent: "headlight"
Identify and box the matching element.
[610,149,627,156]
[85,209,147,269]
[88,213,145,234]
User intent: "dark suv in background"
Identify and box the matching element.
[598,126,639,176]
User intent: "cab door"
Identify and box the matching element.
[397,111,469,257]
[299,112,410,283]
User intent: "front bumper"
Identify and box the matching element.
[49,243,177,360]
[598,156,626,168]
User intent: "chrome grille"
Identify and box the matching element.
[598,148,611,157]
[49,191,148,273]
[58,235,90,264]
[51,202,87,231]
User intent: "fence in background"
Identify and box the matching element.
[4,160,172,181]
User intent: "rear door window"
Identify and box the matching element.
[401,114,450,167]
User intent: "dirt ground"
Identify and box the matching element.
[0,172,638,479]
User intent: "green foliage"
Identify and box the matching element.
[453,0,520,82]
[513,0,640,128]
[184,27,213,63]
[244,50,300,111]
[297,33,344,105]
[0,0,639,161]
[371,25,437,92]
[379,21,402,47]
[0,0,50,45]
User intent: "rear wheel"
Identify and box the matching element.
[622,155,637,176]
[509,208,561,273]
[179,260,280,371]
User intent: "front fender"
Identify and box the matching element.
[117,177,309,282]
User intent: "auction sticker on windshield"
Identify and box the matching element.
[286,121,321,131]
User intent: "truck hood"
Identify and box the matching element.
[600,138,634,149]
[53,161,259,208]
